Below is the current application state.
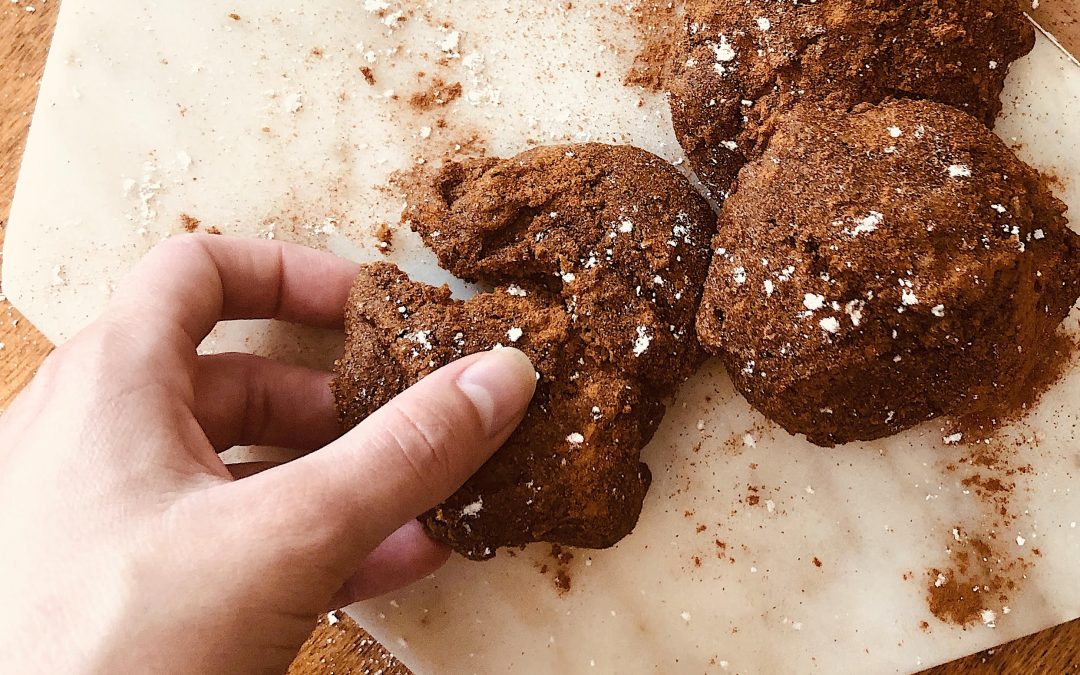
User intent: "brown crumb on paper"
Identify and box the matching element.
[374,222,394,255]
[536,543,575,595]
[179,213,201,232]
[551,544,574,595]
[408,78,463,110]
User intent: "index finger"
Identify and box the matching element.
[107,234,359,348]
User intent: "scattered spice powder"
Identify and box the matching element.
[923,429,1046,628]
[620,0,681,91]
[925,535,1027,628]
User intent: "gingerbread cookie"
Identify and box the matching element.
[696,99,1080,446]
[335,143,716,559]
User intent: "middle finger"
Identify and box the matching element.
[193,352,343,452]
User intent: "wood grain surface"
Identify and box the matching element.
[1,3,1077,673]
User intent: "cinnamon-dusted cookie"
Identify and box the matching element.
[668,0,1035,197]
[696,99,1079,446]
[336,143,716,559]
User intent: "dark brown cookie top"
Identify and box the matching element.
[696,98,1079,444]
[402,142,718,391]
[668,0,1035,196]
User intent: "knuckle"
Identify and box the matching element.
[51,324,118,374]
[27,326,119,406]
[30,346,70,391]
[147,233,214,271]
[382,403,457,494]
[242,370,274,445]
[39,319,164,395]
[159,231,210,254]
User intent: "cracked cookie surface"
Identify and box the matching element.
[668,0,1034,197]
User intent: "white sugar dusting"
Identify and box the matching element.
[844,300,865,327]
[850,211,884,236]
[633,325,652,356]
[819,317,840,334]
[713,35,736,62]
[712,35,736,75]
[803,293,826,311]
[406,330,433,350]
[461,498,484,517]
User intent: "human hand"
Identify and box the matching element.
[0,235,536,674]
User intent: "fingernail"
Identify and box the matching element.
[456,348,537,437]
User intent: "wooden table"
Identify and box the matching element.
[2,3,1077,673]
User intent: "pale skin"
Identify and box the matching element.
[0,235,537,674]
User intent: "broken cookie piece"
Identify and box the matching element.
[401,142,714,344]
[668,0,1035,197]
[336,143,717,559]
[696,99,1080,446]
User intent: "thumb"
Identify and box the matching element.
[229,347,536,573]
